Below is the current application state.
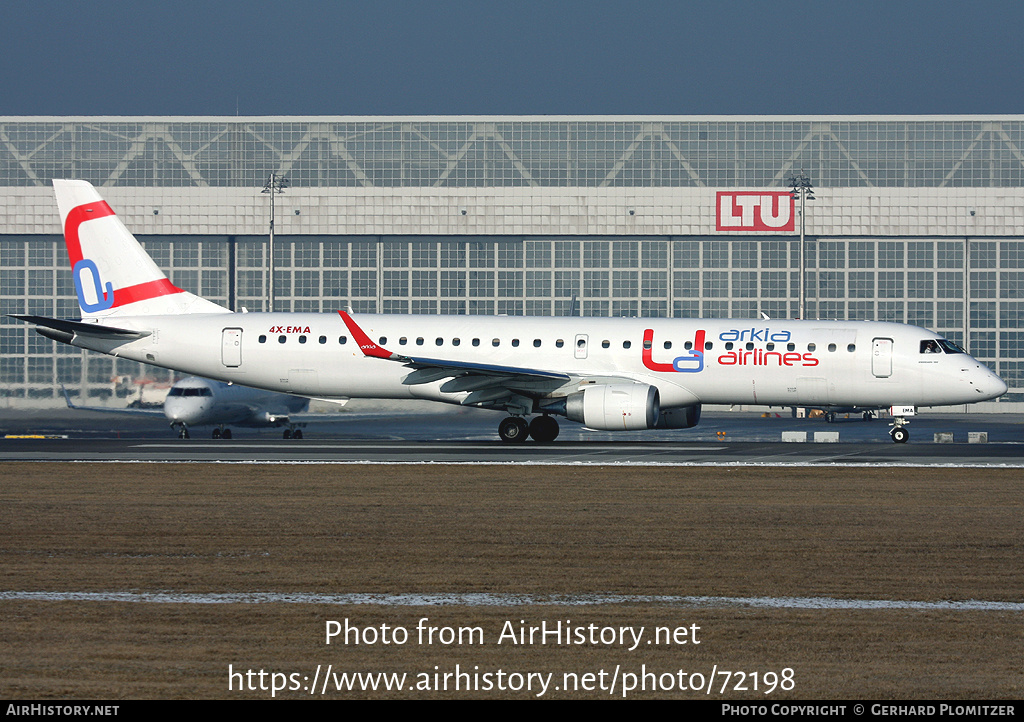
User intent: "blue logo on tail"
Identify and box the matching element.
[73,259,114,312]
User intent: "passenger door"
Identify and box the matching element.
[222,328,243,367]
[872,337,893,378]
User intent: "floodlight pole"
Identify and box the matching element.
[262,173,288,312]
[788,171,814,320]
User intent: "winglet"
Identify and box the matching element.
[60,384,77,409]
[338,311,401,360]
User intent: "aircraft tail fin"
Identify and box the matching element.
[53,180,230,319]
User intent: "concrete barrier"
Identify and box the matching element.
[934,432,954,443]
[813,431,839,443]
[968,432,989,444]
[781,431,807,443]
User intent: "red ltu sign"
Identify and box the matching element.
[716,191,794,232]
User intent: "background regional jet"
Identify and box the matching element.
[62,376,349,438]
[13,181,1007,443]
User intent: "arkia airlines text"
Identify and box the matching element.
[13,180,1007,443]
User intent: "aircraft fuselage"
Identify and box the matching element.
[67,313,1006,411]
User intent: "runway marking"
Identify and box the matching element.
[130,443,729,452]
[2,591,1023,611]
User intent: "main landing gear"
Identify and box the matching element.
[212,427,232,439]
[283,427,303,439]
[498,415,560,443]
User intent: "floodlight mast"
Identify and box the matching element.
[788,171,815,320]
[261,173,288,312]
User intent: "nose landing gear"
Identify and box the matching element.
[888,405,915,443]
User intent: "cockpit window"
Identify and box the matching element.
[167,387,213,397]
[937,338,966,354]
[921,339,966,354]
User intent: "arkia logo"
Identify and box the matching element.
[642,329,705,373]
[716,191,794,232]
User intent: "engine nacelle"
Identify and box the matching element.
[564,384,660,431]
[656,403,702,429]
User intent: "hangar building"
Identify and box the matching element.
[0,116,1021,408]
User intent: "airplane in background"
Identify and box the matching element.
[13,180,1008,444]
[61,376,349,439]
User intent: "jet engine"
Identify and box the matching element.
[656,403,702,429]
[562,383,661,431]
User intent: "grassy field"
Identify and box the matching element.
[1,463,1021,699]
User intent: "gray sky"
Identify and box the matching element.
[4,0,1021,116]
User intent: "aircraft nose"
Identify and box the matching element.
[164,398,203,423]
[973,366,1008,401]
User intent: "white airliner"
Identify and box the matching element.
[61,376,348,439]
[13,180,1008,444]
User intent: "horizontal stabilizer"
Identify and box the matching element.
[10,315,151,340]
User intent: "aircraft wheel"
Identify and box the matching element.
[283,429,292,439]
[863,411,874,421]
[825,412,836,423]
[528,415,559,442]
[212,428,221,439]
[498,416,529,443]
[891,427,909,444]
[292,429,303,440]
[222,428,232,440]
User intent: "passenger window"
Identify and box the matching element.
[416,337,424,346]
[705,342,713,350]
[663,341,672,350]
[512,339,520,347]
[725,342,733,350]
[399,337,408,345]
[379,337,387,345]
[258,335,267,343]
[299,335,307,344]
[808,343,816,352]
[684,341,693,350]
[436,338,443,346]
[319,336,327,344]
[623,341,631,349]
[452,338,460,346]
[339,336,347,345]
[601,340,610,349]
[745,342,754,350]
[533,339,541,348]
[278,335,286,344]
[472,338,480,347]
[847,344,856,352]
[492,338,500,347]
[766,342,775,351]
[556,339,564,348]
[828,343,837,352]
[787,343,795,351]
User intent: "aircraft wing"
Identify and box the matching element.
[338,311,572,407]
[60,385,166,417]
